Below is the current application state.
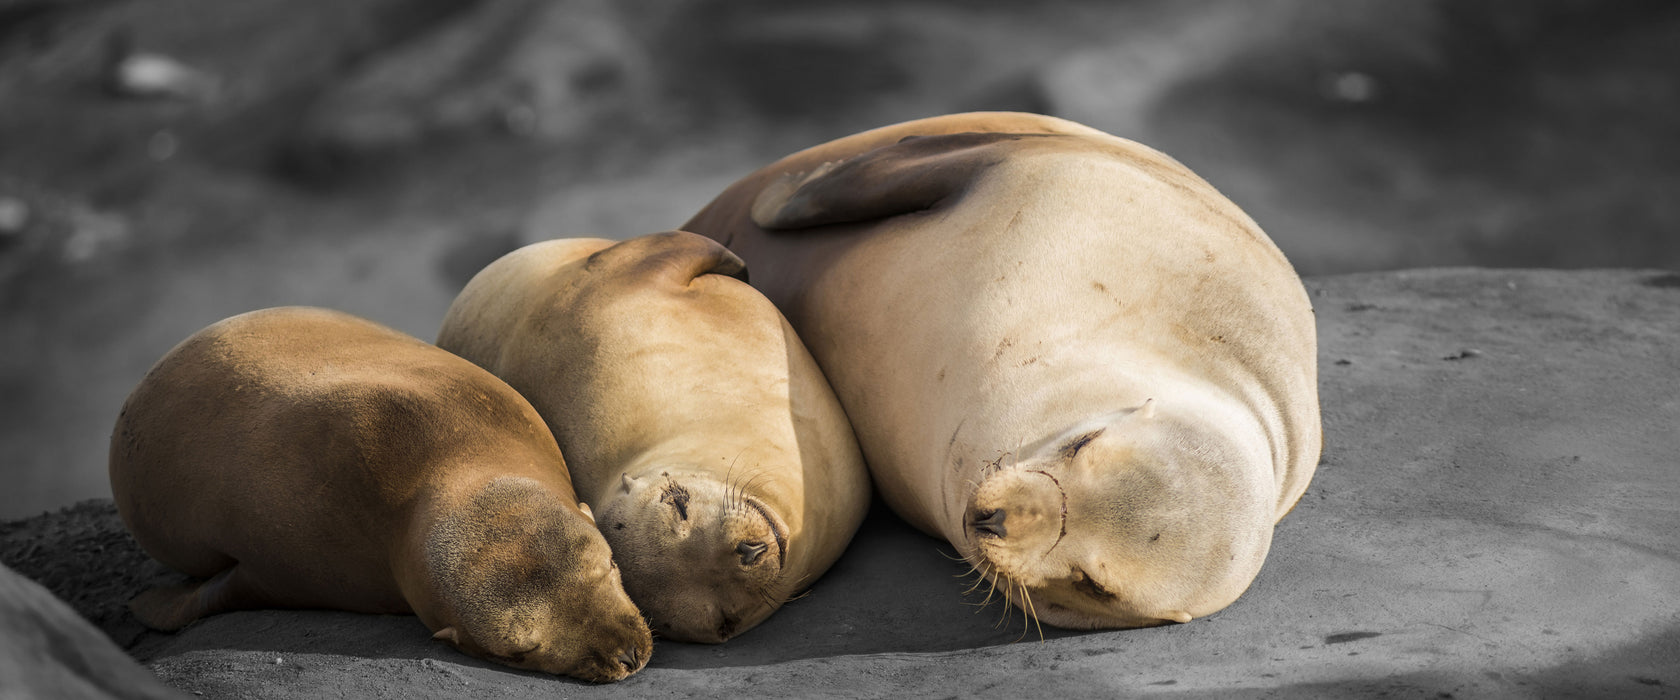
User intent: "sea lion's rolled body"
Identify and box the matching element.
[682,112,1320,629]
[110,307,651,682]
[438,232,870,643]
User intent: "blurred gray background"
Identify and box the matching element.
[3,0,1677,519]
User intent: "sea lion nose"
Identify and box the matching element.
[736,540,768,566]
[970,508,1008,538]
[616,646,642,673]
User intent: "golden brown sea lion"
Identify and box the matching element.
[437,231,871,642]
[109,306,652,682]
[680,112,1321,630]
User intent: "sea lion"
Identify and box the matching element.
[437,231,870,643]
[680,112,1321,630]
[108,306,652,682]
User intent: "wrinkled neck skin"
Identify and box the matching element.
[942,371,1280,629]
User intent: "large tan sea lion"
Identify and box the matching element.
[437,231,871,642]
[681,112,1321,630]
[109,307,652,682]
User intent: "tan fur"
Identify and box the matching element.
[108,307,652,682]
[437,231,871,643]
[681,112,1321,629]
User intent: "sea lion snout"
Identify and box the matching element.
[968,507,1007,538]
[544,625,651,683]
[736,540,769,565]
[615,644,646,675]
[968,468,1064,549]
[574,624,652,682]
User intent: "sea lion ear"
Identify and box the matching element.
[620,473,638,493]
[750,132,1042,230]
[577,502,595,523]
[1135,398,1156,420]
[432,626,461,645]
[585,230,749,285]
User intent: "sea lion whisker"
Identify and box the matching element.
[993,573,1018,629]
[723,453,743,509]
[967,573,994,609]
[726,461,759,512]
[977,564,1003,610]
[735,461,771,511]
[963,476,984,496]
[958,566,990,596]
[736,470,772,509]
[937,547,971,564]
[1013,581,1030,642]
[1018,582,1045,643]
[726,470,753,514]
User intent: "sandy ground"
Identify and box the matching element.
[4,267,1677,698]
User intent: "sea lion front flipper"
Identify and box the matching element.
[584,230,749,285]
[129,566,258,631]
[751,132,1043,230]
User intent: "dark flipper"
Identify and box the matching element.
[750,132,1048,230]
[583,230,749,286]
[129,566,258,632]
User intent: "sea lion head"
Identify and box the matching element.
[596,469,791,642]
[958,400,1274,630]
[426,477,653,682]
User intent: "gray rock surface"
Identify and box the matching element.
[1,562,185,699]
[4,267,1675,698]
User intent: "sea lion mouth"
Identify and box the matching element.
[741,495,788,569]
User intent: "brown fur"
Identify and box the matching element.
[109,307,651,681]
[438,231,871,643]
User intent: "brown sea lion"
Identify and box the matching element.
[109,306,651,682]
[437,231,871,643]
[680,112,1321,629]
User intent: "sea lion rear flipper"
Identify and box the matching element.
[751,132,1041,230]
[129,566,256,631]
[585,230,749,285]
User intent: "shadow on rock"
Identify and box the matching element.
[645,501,1103,670]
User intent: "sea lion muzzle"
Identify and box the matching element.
[969,508,1008,539]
